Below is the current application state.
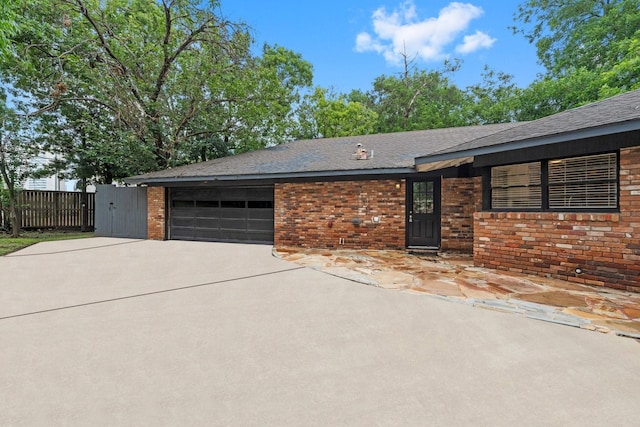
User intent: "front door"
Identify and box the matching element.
[407,179,441,248]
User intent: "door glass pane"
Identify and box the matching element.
[413,181,434,214]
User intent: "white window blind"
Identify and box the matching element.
[548,153,617,209]
[491,162,542,208]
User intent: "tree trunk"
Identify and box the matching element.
[9,189,19,238]
[0,153,20,237]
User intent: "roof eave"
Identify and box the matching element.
[125,167,417,185]
[415,120,640,165]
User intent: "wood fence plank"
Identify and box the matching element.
[17,190,95,229]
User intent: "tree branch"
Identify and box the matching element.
[151,8,218,104]
[71,0,147,109]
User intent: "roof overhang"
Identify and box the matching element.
[125,167,418,186]
[414,120,640,166]
[415,156,473,172]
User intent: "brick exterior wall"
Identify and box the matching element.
[474,146,640,293]
[275,179,406,249]
[147,186,166,240]
[440,177,480,252]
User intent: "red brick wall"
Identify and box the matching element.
[275,179,406,249]
[474,146,640,293]
[441,177,481,252]
[147,186,166,240]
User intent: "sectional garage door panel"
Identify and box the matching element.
[169,187,274,244]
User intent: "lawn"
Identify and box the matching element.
[0,231,94,256]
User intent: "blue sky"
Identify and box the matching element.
[219,0,545,94]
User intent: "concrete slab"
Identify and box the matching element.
[1,239,640,426]
[1,238,294,319]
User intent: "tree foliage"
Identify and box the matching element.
[367,59,467,133]
[509,0,640,119]
[0,2,19,56]
[512,0,640,76]
[296,87,378,139]
[515,69,611,120]
[1,0,312,184]
[36,102,154,185]
[464,67,520,124]
[0,105,42,236]
[599,28,640,95]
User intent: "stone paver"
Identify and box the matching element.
[275,247,640,338]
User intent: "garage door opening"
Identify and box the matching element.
[169,187,274,244]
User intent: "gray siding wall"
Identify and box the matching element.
[95,185,148,238]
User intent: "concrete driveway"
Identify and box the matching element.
[1,238,639,426]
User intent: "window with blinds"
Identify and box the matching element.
[489,152,618,211]
[548,153,617,209]
[491,162,542,209]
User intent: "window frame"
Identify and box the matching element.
[486,151,619,213]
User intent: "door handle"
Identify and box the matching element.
[409,215,413,223]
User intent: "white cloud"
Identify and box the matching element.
[354,1,493,65]
[355,32,383,54]
[456,30,496,53]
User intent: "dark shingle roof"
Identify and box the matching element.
[419,89,640,163]
[127,89,640,185]
[127,122,520,184]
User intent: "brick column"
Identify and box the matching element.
[147,186,166,240]
[440,177,481,252]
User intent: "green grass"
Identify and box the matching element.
[0,231,94,256]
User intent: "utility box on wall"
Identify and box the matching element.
[95,185,148,238]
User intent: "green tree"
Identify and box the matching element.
[196,44,313,157]
[0,106,42,237]
[296,87,378,139]
[368,59,466,133]
[514,69,607,120]
[36,102,155,185]
[598,29,640,96]
[0,2,19,56]
[2,0,312,180]
[464,67,521,124]
[512,0,640,77]
[510,0,640,118]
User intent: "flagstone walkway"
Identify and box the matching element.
[274,247,640,339]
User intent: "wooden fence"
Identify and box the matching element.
[16,190,95,229]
